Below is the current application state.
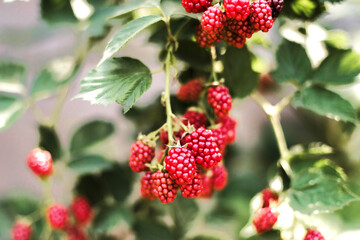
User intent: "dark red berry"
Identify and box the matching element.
[182,110,208,129]
[258,73,276,92]
[160,129,183,148]
[129,140,155,172]
[151,171,179,204]
[304,229,325,240]
[182,0,212,13]
[224,30,246,48]
[66,226,88,240]
[261,188,279,208]
[207,86,232,117]
[224,0,250,21]
[184,127,222,169]
[196,25,222,48]
[47,204,68,230]
[165,147,197,185]
[249,0,273,32]
[266,0,284,19]
[211,127,227,153]
[225,18,257,39]
[215,116,237,144]
[200,174,213,198]
[201,6,225,35]
[140,172,155,199]
[27,148,53,178]
[177,79,203,102]
[71,197,93,225]
[11,222,32,240]
[253,207,279,234]
[212,165,228,190]
[180,171,203,198]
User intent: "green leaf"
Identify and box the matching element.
[99,15,163,65]
[222,46,259,98]
[70,120,115,154]
[40,0,77,24]
[75,174,107,206]
[188,236,223,240]
[109,0,161,19]
[76,57,152,112]
[133,219,176,240]
[310,49,360,85]
[272,40,312,85]
[92,204,131,234]
[0,95,26,131]
[292,86,357,123]
[0,61,26,94]
[174,40,212,71]
[68,155,112,174]
[38,125,63,161]
[282,0,326,21]
[170,197,199,238]
[31,56,78,100]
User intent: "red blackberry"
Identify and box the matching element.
[151,171,179,204]
[180,171,203,198]
[140,172,155,199]
[249,0,273,32]
[182,0,212,13]
[184,127,222,169]
[160,129,183,148]
[200,174,213,198]
[211,127,227,153]
[224,30,246,48]
[66,226,88,240]
[207,86,232,117]
[266,0,284,19]
[304,229,325,240]
[225,18,257,39]
[201,6,225,35]
[47,204,68,230]
[212,165,228,190]
[224,0,250,21]
[215,116,237,144]
[182,110,208,129]
[165,147,197,185]
[27,148,53,178]
[196,25,222,48]
[258,73,276,92]
[177,78,203,102]
[261,188,279,208]
[11,222,32,240]
[253,207,279,234]
[71,197,93,225]
[129,140,155,172]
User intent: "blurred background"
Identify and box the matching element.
[1,0,360,239]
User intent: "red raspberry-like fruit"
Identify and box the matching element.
[165,147,197,185]
[207,86,232,117]
[304,229,325,240]
[27,148,53,178]
[215,116,237,144]
[151,171,179,204]
[261,188,279,208]
[200,174,213,198]
[211,127,227,153]
[71,197,93,225]
[129,140,155,172]
[224,30,246,48]
[224,0,250,21]
[253,207,279,234]
[177,78,203,102]
[11,222,32,240]
[212,165,228,190]
[47,204,68,229]
[181,171,203,198]
[184,127,222,168]
[160,129,183,148]
[140,172,155,199]
[201,6,225,35]
[182,0,212,13]
[266,0,284,19]
[182,110,208,129]
[196,25,222,48]
[225,18,257,39]
[66,226,88,240]
[249,0,273,32]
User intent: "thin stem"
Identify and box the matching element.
[210,46,218,82]
[49,86,69,127]
[165,48,174,145]
[158,6,175,44]
[174,19,191,40]
[171,113,189,132]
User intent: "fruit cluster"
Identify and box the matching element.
[184,0,284,48]
[11,149,93,240]
[128,79,236,203]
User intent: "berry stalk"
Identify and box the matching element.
[164,47,175,145]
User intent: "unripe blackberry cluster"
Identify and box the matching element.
[185,0,283,48]
[130,80,237,203]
